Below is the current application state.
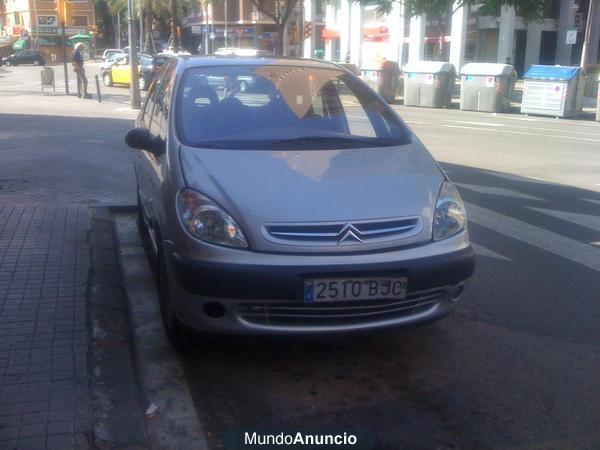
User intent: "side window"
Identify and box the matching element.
[149,61,175,139]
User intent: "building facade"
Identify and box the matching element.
[322,0,600,75]
[0,0,95,61]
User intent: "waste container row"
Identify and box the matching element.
[355,61,593,118]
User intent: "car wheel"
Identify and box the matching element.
[33,59,40,66]
[138,76,147,91]
[157,250,190,348]
[5,61,11,67]
[239,80,247,93]
[102,72,113,87]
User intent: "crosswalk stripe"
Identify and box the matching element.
[582,198,600,207]
[465,202,600,272]
[526,207,600,233]
[471,243,512,261]
[456,183,544,201]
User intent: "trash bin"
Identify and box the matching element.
[41,67,55,94]
[402,61,456,108]
[521,65,585,118]
[359,61,400,103]
[460,63,516,113]
[379,60,400,103]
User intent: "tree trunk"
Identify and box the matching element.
[143,8,155,53]
[274,23,285,55]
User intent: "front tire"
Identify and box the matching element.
[102,72,113,87]
[157,251,190,348]
[5,61,11,67]
[33,59,40,66]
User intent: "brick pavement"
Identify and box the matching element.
[0,206,91,449]
[0,69,139,449]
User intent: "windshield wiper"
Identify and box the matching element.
[264,136,377,148]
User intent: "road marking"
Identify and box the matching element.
[526,207,600,233]
[446,120,505,127]
[471,243,512,261]
[465,202,600,272]
[404,120,428,125]
[440,124,600,143]
[480,171,550,184]
[582,198,600,206]
[456,183,544,201]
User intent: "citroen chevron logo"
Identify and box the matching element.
[337,223,364,244]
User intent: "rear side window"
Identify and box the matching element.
[176,65,410,149]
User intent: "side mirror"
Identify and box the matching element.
[125,128,164,156]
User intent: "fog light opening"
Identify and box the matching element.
[451,284,464,302]
[203,302,226,319]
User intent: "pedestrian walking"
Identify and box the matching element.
[72,43,92,99]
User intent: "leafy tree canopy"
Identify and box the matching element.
[362,0,551,21]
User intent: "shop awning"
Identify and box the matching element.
[12,38,29,50]
[68,33,93,41]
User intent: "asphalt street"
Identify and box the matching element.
[2,64,600,449]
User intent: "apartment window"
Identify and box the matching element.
[72,16,88,26]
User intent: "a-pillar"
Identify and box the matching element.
[497,6,515,63]
[349,3,363,68]
[449,2,468,70]
[408,15,426,62]
[523,21,543,71]
[556,0,576,65]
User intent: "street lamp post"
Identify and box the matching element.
[127,0,141,109]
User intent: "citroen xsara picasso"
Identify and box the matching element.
[126,56,475,341]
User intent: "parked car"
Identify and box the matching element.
[102,48,124,62]
[126,56,475,342]
[2,50,45,66]
[101,53,165,90]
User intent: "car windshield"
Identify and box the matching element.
[177,65,410,149]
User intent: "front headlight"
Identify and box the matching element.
[433,181,467,241]
[177,189,248,248]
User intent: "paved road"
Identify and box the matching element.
[3,65,600,449]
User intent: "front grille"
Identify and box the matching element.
[262,217,422,247]
[235,289,447,327]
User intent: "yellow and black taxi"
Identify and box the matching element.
[101,53,166,90]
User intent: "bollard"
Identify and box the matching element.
[95,75,102,103]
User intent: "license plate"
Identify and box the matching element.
[304,277,408,303]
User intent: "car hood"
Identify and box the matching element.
[179,142,445,253]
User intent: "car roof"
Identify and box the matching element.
[176,55,345,71]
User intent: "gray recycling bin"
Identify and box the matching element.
[41,67,55,94]
[460,63,516,113]
[402,61,456,108]
[521,65,585,118]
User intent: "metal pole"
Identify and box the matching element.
[139,1,144,51]
[127,0,141,109]
[117,11,121,48]
[581,0,595,68]
[94,74,102,102]
[224,0,228,48]
[300,0,304,57]
[61,22,69,94]
[346,0,351,62]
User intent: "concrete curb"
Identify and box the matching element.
[113,212,208,450]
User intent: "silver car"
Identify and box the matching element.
[126,56,475,341]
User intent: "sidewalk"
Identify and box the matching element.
[0,76,141,449]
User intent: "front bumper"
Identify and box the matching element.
[164,234,475,334]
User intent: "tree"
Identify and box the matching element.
[209,0,299,55]
[369,0,551,21]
